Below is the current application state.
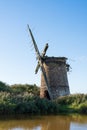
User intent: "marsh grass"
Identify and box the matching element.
[0,81,87,115]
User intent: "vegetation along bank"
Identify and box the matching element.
[0,81,87,115]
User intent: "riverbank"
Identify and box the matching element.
[56,94,87,114]
[0,93,87,115]
[0,81,87,115]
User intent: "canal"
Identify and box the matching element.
[0,115,87,130]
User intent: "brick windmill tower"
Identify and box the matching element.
[28,25,70,100]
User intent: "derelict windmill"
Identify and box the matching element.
[27,25,70,100]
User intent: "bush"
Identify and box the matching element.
[78,103,87,114]
[0,81,87,115]
[56,94,87,106]
[11,84,40,96]
[0,81,11,92]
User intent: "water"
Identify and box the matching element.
[0,115,87,130]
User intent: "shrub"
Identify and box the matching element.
[78,103,87,114]
[0,81,11,92]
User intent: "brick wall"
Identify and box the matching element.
[40,57,70,99]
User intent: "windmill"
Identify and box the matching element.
[27,25,53,99]
[27,25,70,100]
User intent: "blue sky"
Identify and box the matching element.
[0,0,87,94]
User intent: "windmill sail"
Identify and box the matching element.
[27,25,52,99]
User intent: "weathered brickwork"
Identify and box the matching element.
[40,57,70,99]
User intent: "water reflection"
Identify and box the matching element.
[0,115,87,130]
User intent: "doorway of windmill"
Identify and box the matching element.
[44,90,50,100]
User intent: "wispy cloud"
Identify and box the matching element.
[75,56,87,62]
